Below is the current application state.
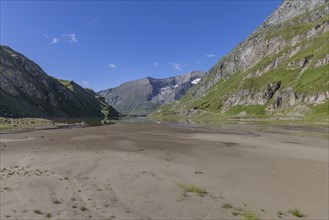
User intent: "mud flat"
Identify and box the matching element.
[0,122,328,219]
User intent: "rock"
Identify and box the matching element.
[157,0,329,118]
[315,54,329,67]
[98,71,206,116]
[221,82,281,112]
[0,45,119,118]
[261,0,327,28]
[194,0,329,100]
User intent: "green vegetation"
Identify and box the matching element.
[101,104,110,119]
[225,105,266,116]
[57,79,75,91]
[222,203,233,209]
[242,210,258,220]
[178,184,207,196]
[80,206,87,211]
[308,101,329,118]
[289,208,304,218]
[152,3,329,122]
[45,213,52,218]
[0,116,118,132]
[265,6,329,41]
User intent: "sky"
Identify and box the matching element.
[1,0,282,91]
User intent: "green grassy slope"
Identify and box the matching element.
[151,3,329,121]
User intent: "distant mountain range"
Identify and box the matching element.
[152,0,329,120]
[1,0,328,121]
[98,71,206,116]
[0,45,205,118]
[0,45,119,118]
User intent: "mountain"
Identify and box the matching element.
[98,71,206,116]
[152,0,329,120]
[0,45,119,118]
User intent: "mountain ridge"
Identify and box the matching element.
[151,0,329,120]
[98,71,206,116]
[0,45,119,118]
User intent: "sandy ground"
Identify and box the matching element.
[0,122,328,219]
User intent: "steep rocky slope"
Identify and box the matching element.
[98,71,206,116]
[153,0,329,120]
[0,45,119,118]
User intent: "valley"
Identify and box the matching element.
[1,122,328,219]
[0,0,328,219]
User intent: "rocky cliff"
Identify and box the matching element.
[0,45,119,118]
[153,0,329,120]
[98,71,206,116]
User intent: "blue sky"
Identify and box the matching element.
[1,0,281,91]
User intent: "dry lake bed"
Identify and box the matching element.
[0,122,328,219]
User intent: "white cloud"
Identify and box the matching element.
[205,54,216,58]
[169,62,186,71]
[42,33,49,39]
[50,37,59,45]
[108,64,117,69]
[62,33,77,43]
[153,61,159,67]
[48,33,77,45]
[195,59,201,64]
[82,80,90,86]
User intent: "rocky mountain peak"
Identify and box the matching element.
[262,0,328,28]
[98,71,206,116]
[153,0,329,119]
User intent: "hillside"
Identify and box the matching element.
[0,45,119,118]
[98,71,206,116]
[152,0,329,120]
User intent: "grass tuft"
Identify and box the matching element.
[179,184,207,196]
[242,210,258,220]
[289,208,304,218]
[222,203,233,209]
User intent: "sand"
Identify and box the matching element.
[0,122,328,219]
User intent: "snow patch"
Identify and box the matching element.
[191,78,201,85]
[161,85,179,90]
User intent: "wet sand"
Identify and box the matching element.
[0,122,328,219]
